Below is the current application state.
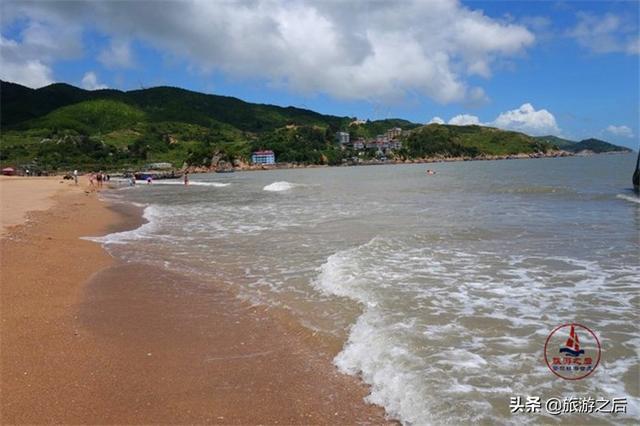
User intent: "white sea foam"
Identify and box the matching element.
[263,181,296,191]
[139,180,230,187]
[83,158,639,424]
[82,205,162,245]
[313,236,640,425]
[617,193,640,204]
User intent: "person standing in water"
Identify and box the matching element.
[184,171,189,185]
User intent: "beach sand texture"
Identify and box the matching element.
[0,178,390,424]
[0,176,75,236]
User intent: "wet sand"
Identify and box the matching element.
[0,182,390,424]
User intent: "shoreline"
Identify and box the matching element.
[0,182,392,424]
[187,149,633,174]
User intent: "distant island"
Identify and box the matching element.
[0,81,632,173]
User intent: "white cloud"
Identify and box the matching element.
[606,125,634,138]
[0,37,53,87]
[490,103,560,135]
[448,114,480,126]
[81,71,107,90]
[3,0,535,103]
[428,116,445,124]
[441,103,561,136]
[98,39,135,68]
[568,12,639,55]
[0,17,82,88]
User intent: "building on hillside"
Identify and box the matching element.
[386,127,402,139]
[251,150,276,165]
[364,140,376,149]
[389,140,402,150]
[352,137,365,150]
[336,131,350,145]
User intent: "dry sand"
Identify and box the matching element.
[0,178,391,424]
[0,175,78,236]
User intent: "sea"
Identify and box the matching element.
[92,154,639,425]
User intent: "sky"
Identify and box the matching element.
[1,0,638,149]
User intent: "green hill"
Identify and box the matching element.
[571,138,631,153]
[535,135,576,150]
[0,80,630,171]
[405,124,554,157]
[26,99,146,134]
[535,135,630,153]
[1,82,346,132]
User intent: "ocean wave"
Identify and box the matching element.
[497,185,574,194]
[140,180,230,187]
[313,236,640,424]
[82,204,161,245]
[617,193,640,204]
[263,181,297,192]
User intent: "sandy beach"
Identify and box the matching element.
[0,177,390,424]
[0,176,76,236]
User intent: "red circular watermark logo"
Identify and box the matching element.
[544,323,601,380]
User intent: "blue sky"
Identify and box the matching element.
[1,0,638,148]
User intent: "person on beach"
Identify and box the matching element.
[73,170,78,185]
[89,173,95,188]
[96,172,103,188]
[184,171,189,185]
[130,176,136,186]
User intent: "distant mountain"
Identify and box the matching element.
[571,138,631,153]
[535,135,576,150]
[535,135,630,153]
[1,81,346,132]
[0,80,630,171]
[405,124,555,157]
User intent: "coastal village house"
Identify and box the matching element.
[251,150,276,164]
[386,127,402,139]
[353,137,365,150]
[336,126,403,153]
[336,131,350,145]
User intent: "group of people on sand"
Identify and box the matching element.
[88,171,110,190]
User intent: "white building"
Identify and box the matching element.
[336,132,350,145]
[251,150,276,164]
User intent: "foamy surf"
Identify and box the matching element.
[82,205,161,245]
[263,181,296,191]
[313,236,640,425]
[617,193,640,204]
[79,155,639,425]
[139,180,230,187]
